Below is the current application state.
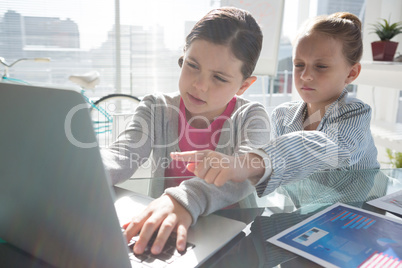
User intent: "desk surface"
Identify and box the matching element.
[208,168,402,268]
[2,168,402,267]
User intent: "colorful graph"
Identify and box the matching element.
[359,251,402,268]
[330,210,376,230]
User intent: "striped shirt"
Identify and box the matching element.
[256,89,380,197]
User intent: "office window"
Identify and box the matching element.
[1,0,288,106]
[1,0,116,98]
[1,0,365,107]
[0,0,220,100]
[118,0,220,97]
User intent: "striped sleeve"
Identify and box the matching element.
[256,98,379,197]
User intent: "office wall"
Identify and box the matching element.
[362,0,402,61]
[357,0,402,165]
[358,0,402,124]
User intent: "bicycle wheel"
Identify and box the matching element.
[90,94,141,147]
[93,93,141,108]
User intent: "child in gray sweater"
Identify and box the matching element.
[103,7,270,255]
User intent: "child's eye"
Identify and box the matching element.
[214,75,228,83]
[316,65,328,69]
[186,62,198,69]
[294,63,304,68]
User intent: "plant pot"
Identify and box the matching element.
[371,41,399,61]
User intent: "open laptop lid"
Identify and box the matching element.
[0,83,131,267]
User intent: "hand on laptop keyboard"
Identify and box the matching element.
[127,232,195,266]
[123,194,192,255]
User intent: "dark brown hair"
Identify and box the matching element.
[178,7,263,79]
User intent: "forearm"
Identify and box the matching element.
[165,177,255,225]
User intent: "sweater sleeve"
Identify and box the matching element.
[100,95,156,185]
[165,179,255,225]
[165,100,271,224]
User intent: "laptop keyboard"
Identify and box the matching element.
[127,231,195,267]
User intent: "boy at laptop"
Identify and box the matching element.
[101,7,270,254]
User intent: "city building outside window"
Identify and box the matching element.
[0,0,365,111]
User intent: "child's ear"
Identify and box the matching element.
[236,76,257,96]
[345,63,361,84]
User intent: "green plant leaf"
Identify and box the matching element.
[370,18,402,41]
[385,148,402,168]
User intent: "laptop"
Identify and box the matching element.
[0,82,247,268]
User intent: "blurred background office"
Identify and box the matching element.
[1,0,401,165]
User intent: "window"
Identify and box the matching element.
[0,0,220,100]
[0,0,366,108]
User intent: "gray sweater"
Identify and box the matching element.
[101,92,271,223]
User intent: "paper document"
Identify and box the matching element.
[268,203,402,268]
[367,189,402,216]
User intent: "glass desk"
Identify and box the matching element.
[204,168,402,268]
[2,169,402,267]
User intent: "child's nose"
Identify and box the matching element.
[193,74,208,92]
[300,67,313,81]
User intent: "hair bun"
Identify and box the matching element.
[330,12,362,31]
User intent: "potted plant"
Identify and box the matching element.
[370,18,402,61]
